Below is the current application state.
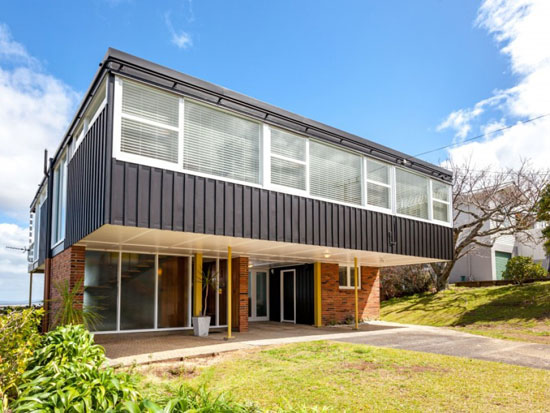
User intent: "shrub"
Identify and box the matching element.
[502,256,548,285]
[380,265,435,300]
[11,324,140,412]
[0,307,43,406]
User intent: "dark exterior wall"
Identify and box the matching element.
[269,264,314,325]
[65,107,109,247]
[108,159,453,260]
[38,201,49,264]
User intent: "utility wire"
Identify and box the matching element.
[414,113,550,158]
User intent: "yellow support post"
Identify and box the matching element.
[314,262,322,327]
[193,253,203,317]
[226,246,233,340]
[354,257,359,330]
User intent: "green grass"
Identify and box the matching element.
[132,341,550,412]
[381,281,550,343]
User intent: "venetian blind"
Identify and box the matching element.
[396,169,429,219]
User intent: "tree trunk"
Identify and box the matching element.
[431,262,454,291]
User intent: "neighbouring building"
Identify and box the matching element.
[28,49,453,333]
[449,222,549,283]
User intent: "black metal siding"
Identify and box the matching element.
[269,264,314,325]
[65,107,108,246]
[108,159,453,260]
[38,201,48,265]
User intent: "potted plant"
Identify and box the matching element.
[192,267,218,337]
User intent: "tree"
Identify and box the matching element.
[430,160,549,291]
[536,183,550,256]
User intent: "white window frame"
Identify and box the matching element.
[431,180,452,225]
[72,79,108,156]
[364,158,393,214]
[111,74,453,228]
[338,266,361,290]
[51,151,68,247]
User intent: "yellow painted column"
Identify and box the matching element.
[193,253,203,317]
[314,262,322,327]
[354,257,359,330]
[226,246,233,339]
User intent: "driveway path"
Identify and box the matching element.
[335,321,550,370]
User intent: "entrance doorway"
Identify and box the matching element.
[248,270,269,321]
[280,269,296,323]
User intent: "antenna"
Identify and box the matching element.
[5,245,29,253]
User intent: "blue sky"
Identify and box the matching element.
[1,0,548,303]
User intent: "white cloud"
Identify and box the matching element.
[164,12,193,50]
[0,223,43,304]
[442,0,550,169]
[0,24,79,222]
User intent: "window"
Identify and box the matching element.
[73,78,107,155]
[309,141,363,205]
[396,168,429,219]
[270,128,307,191]
[184,101,261,184]
[120,253,156,330]
[51,152,67,245]
[119,78,181,164]
[366,159,391,210]
[338,266,360,289]
[432,180,451,223]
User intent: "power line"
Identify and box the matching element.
[414,113,550,158]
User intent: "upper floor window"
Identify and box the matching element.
[73,78,107,155]
[366,159,391,210]
[396,168,429,220]
[309,140,362,205]
[432,181,451,223]
[119,78,181,165]
[269,128,307,191]
[52,152,67,246]
[183,101,261,184]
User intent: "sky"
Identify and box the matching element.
[0,0,548,304]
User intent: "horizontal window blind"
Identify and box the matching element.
[367,182,390,209]
[432,180,450,222]
[366,159,389,184]
[271,128,306,160]
[121,118,179,163]
[366,159,391,209]
[432,180,450,202]
[184,101,260,184]
[433,200,449,222]
[309,141,362,205]
[122,79,179,127]
[271,157,306,190]
[396,169,429,219]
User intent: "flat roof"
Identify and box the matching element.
[31,48,452,207]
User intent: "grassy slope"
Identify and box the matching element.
[381,281,550,343]
[134,341,550,412]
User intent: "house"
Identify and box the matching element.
[450,222,549,283]
[28,48,453,333]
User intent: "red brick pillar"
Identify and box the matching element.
[320,263,380,325]
[231,256,249,332]
[46,246,86,331]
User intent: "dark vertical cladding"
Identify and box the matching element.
[109,159,453,260]
[37,201,48,264]
[66,107,108,246]
[269,264,314,325]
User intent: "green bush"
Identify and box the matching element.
[0,307,43,406]
[502,256,548,285]
[11,324,140,412]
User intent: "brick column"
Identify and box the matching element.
[46,245,86,331]
[320,263,380,325]
[231,256,249,332]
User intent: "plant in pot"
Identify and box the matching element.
[192,267,218,337]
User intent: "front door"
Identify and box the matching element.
[280,269,296,323]
[248,270,269,321]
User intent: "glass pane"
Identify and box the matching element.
[396,169,429,219]
[433,200,449,222]
[271,128,306,160]
[256,272,267,317]
[338,267,348,287]
[248,270,252,317]
[84,251,118,332]
[121,253,155,330]
[367,182,390,209]
[121,117,179,163]
[271,157,306,190]
[350,268,357,287]
[158,256,190,328]
[202,259,217,325]
[122,78,180,127]
[309,141,362,205]
[184,101,261,184]
[432,180,450,202]
[218,259,228,325]
[367,159,390,184]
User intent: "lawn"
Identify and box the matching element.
[381,281,550,343]
[131,341,550,412]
